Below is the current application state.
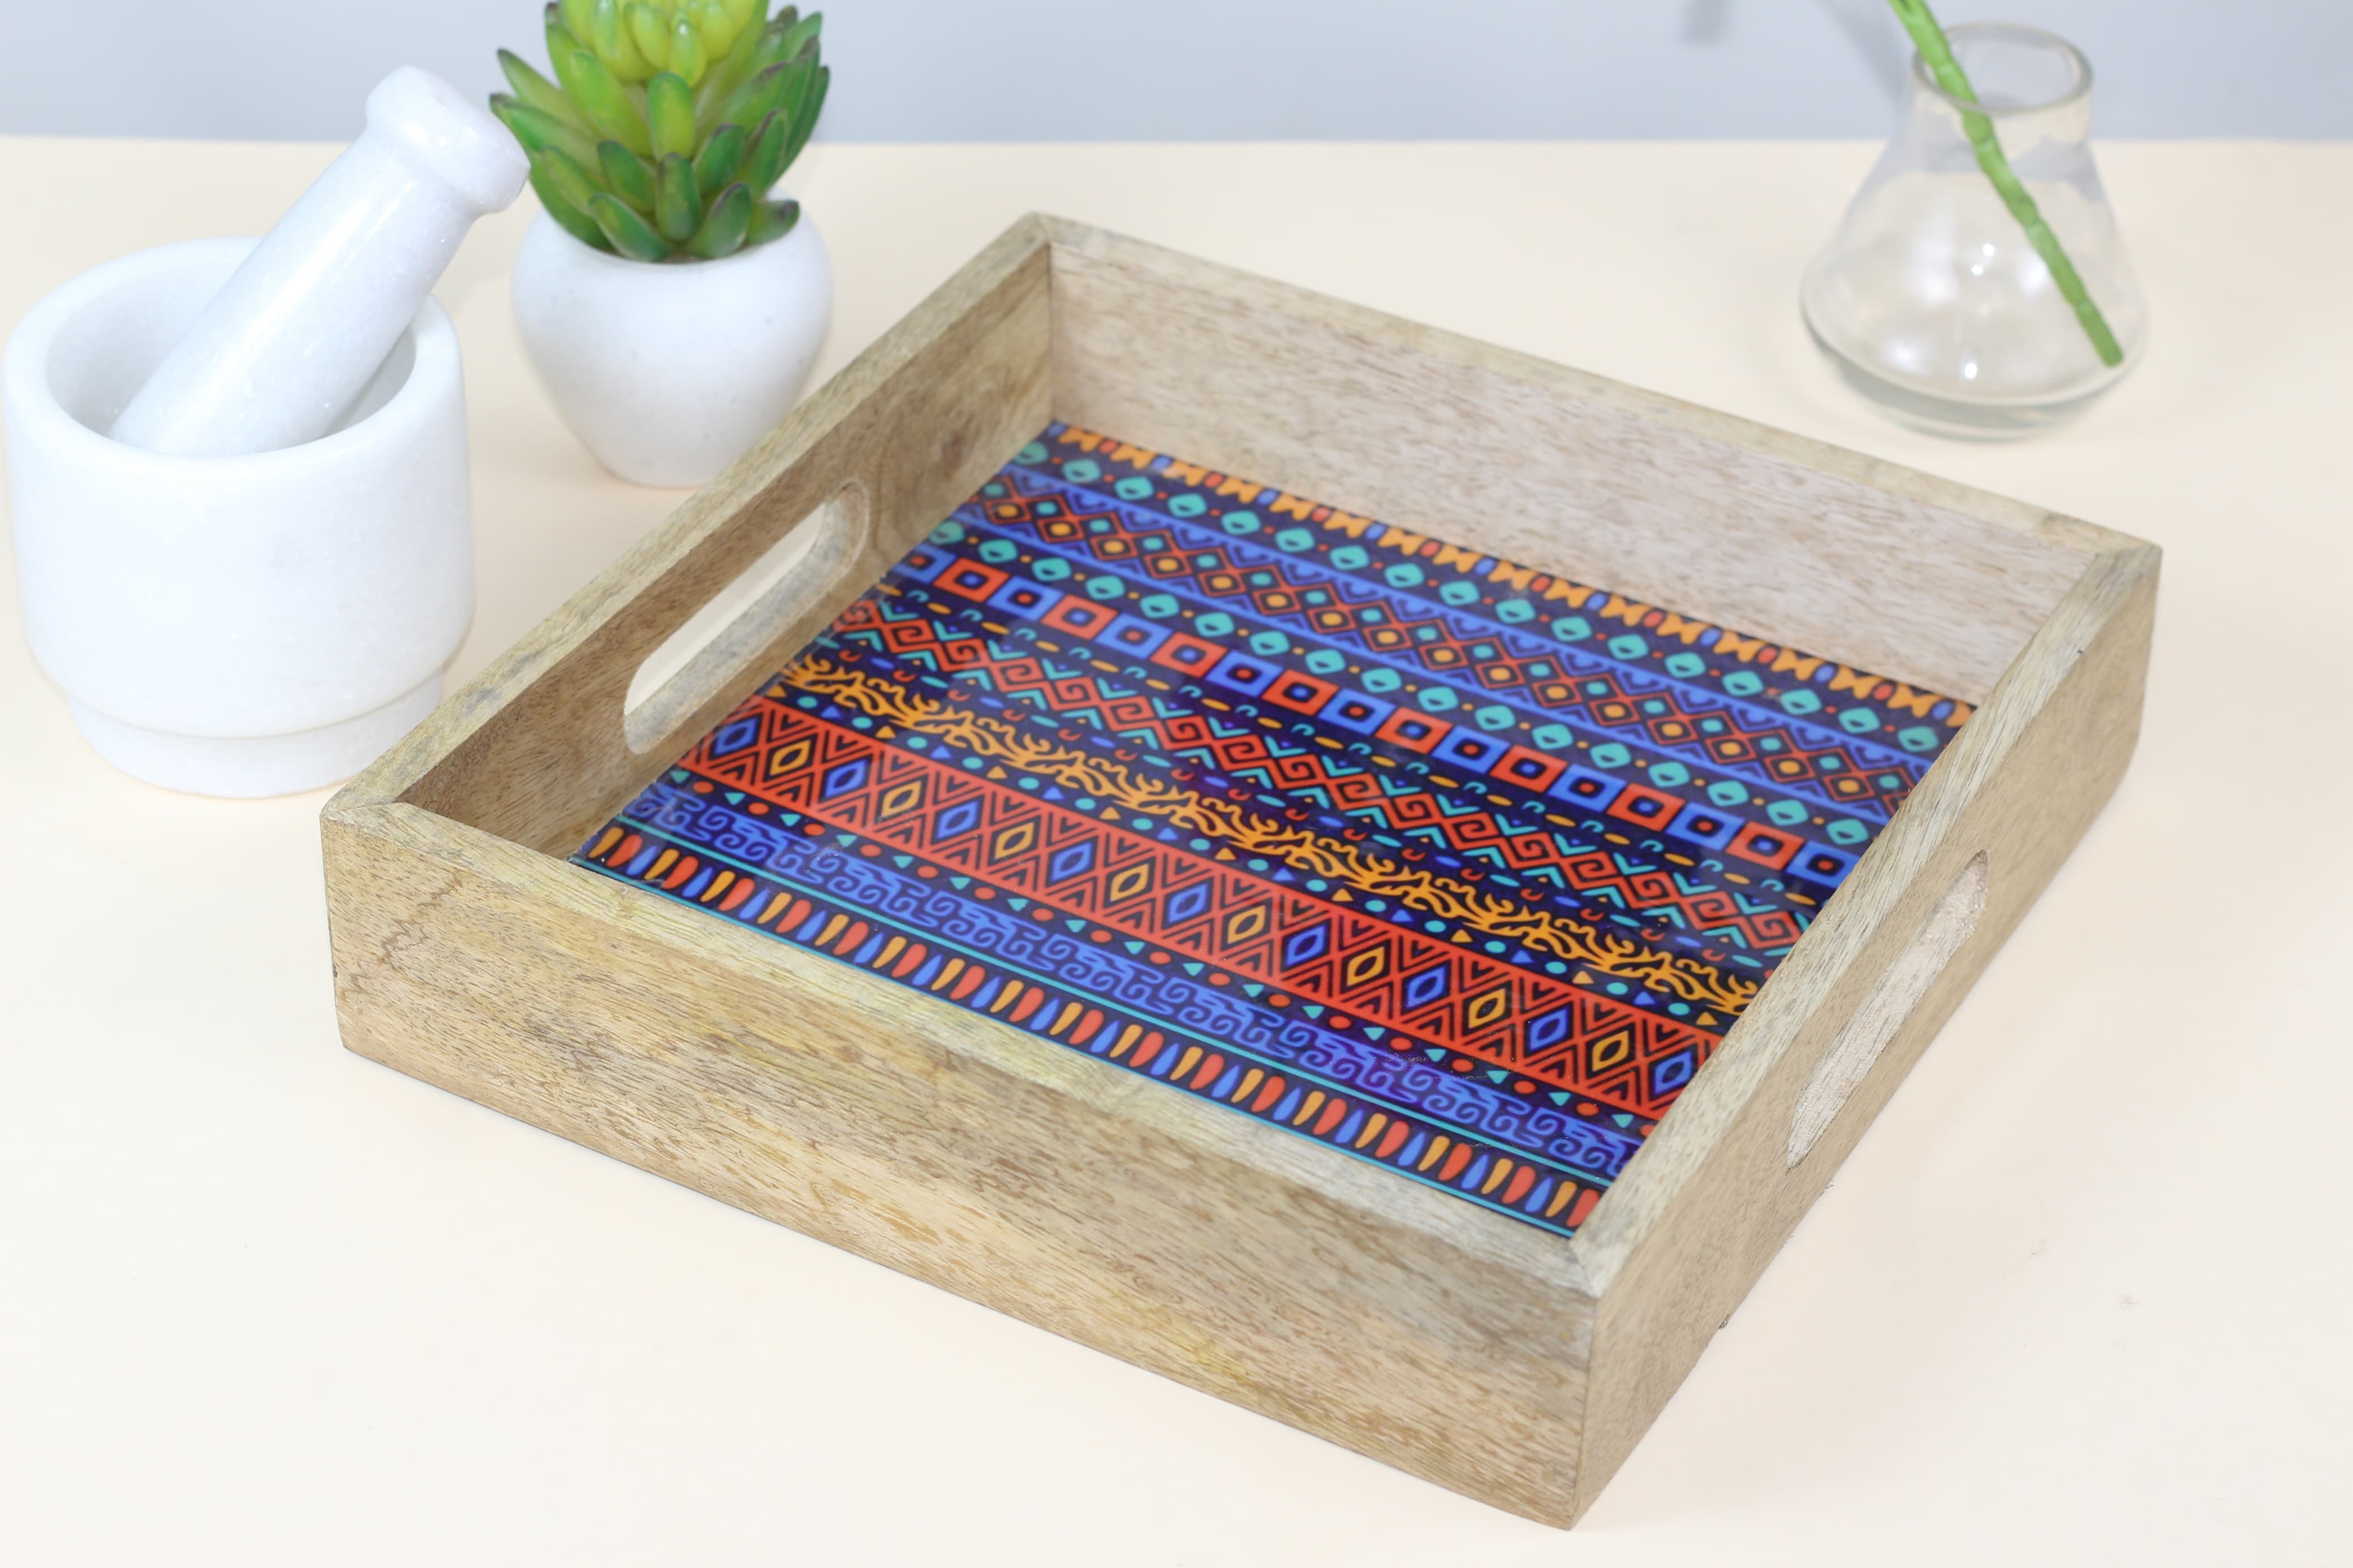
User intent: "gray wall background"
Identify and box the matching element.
[2,2,2344,142]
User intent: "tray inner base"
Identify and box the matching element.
[573,424,1967,1237]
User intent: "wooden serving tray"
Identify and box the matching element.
[322,215,2156,1526]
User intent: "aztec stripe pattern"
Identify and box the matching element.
[576,425,1968,1237]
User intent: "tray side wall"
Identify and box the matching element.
[1566,543,2158,1519]
[324,802,1597,1525]
[395,228,1055,857]
[1044,228,2094,707]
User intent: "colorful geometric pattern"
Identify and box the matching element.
[576,425,1968,1238]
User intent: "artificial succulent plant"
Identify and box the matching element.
[492,1,828,262]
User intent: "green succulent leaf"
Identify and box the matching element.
[697,0,751,61]
[597,140,657,212]
[546,11,591,83]
[693,121,748,193]
[564,47,652,156]
[626,2,670,72]
[528,145,605,216]
[687,182,755,259]
[532,169,611,251]
[772,51,818,137]
[593,0,658,83]
[498,51,592,136]
[533,168,613,252]
[654,152,703,242]
[695,11,772,125]
[746,8,795,72]
[559,0,599,44]
[740,110,790,193]
[692,24,757,121]
[646,70,697,157]
[666,11,710,84]
[779,63,827,171]
[491,95,602,171]
[761,10,821,71]
[745,196,800,248]
[589,191,673,261]
[715,58,792,131]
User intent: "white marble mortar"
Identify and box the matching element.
[4,237,473,797]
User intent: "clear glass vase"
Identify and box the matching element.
[1802,23,2148,438]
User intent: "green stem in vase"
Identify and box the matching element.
[1886,0,2124,368]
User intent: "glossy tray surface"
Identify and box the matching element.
[576,424,1968,1236]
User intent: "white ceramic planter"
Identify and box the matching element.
[3,237,473,797]
[510,206,833,487]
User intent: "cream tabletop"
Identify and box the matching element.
[3,138,2346,1564]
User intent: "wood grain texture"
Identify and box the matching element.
[1044,217,2105,706]
[1566,539,2158,1517]
[324,799,1596,1521]
[1786,852,1990,1168]
[323,213,2158,1527]
[380,215,1056,855]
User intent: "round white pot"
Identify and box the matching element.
[510,208,832,487]
[3,237,473,797]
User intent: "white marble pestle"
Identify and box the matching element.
[109,67,527,456]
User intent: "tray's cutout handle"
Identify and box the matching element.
[623,481,870,755]
[1787,852,1989,1168]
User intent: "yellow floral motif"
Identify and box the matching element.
[786,657,1760,1017]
